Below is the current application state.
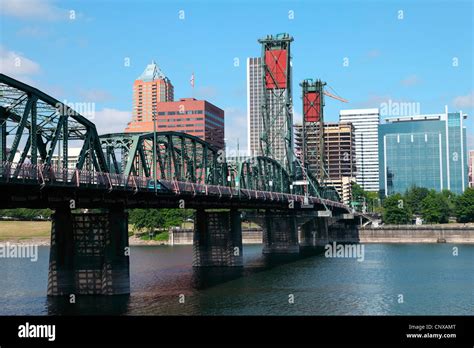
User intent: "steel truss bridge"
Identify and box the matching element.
[0,73,344,210]
[0,73,358,296]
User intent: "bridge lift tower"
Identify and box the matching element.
[300,79,348,182]
[258,33,294,176]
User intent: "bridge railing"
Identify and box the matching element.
[0,161,148,191]
[0,161,348,209]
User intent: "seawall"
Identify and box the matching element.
[170,225,474,245]
[169,228,262,245]
[359,225,474,243]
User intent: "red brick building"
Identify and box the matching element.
[125,98,225,149]
[130,61,174,124]
[126,61,225,149]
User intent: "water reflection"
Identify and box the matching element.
[46,294,130,315]
[191,267,245,289]
[0,244,471,315]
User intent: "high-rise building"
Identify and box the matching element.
[129,61,174,125]
[125,98,225,149]
[294,122,356,204]
[378,107,468,196]
[469,150,474,188]
[247,57,263,157]
[294,122,356,178]
[246,57,286,163]
[339,108,380,192]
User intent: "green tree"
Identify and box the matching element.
[350,183,380,213]
[129,209,164,234]
[0,208,52,220]
[420,190,450,224]
[405,186,429,215]
[351,183,365,201]
[366,191,381,213]
[382,193,411,224]
[160,209,184,228]
[441,189,457,218]
[455,188,474,222]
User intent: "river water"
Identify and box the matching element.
[0,244,472,315]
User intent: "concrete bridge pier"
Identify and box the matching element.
[249,210,300,254]
[47,206,130,296]
[299,217,329,252]
[193,209,243,267]
[327,215,360,243]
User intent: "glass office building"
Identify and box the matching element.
[379,108,468,196]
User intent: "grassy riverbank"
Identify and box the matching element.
[0,221,51,241]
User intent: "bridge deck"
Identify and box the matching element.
[0,161,349,211]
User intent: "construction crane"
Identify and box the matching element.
[324,89,348,103]
[300,79,348,183]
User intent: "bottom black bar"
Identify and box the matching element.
[0,315,472,346]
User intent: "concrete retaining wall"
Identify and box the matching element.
[170,224,474,245]
[359,225,474,243]
[169,228,262,245]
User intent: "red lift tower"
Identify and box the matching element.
[258,33,294,175]
[300,79,348,182]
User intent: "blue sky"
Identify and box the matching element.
[1,0,473,151]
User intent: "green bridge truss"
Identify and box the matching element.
[0,73,340,202]
[0,73,107,174]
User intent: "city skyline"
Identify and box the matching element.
[1,1,474,333]
[1,0,473,153]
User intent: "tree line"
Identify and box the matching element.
[0,208,52,220]
[379,187,474,224]
[128,208,194,235]
[2,186,473,227]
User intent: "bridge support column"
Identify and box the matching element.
[327,217,360,243]
[193,209,243,267]
[299,218,329,251]
[260,211,299,254]
[47,206,130,296]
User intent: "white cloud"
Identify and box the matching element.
[400,75,421,86]
[1,0,68,20]
[224,107,247,154]
[16,26,50,38]
[453,91,474,109]
[0,46,41,78]
[92,108,131,135]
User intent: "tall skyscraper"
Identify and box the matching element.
[294,122,356,204]
[126,98,225,149]
[378,108,468,196]
[247,57,263,157]
[339,108,380,192]
[469,150,474,188]
[129,60,174,125]
[246,57,286,163]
